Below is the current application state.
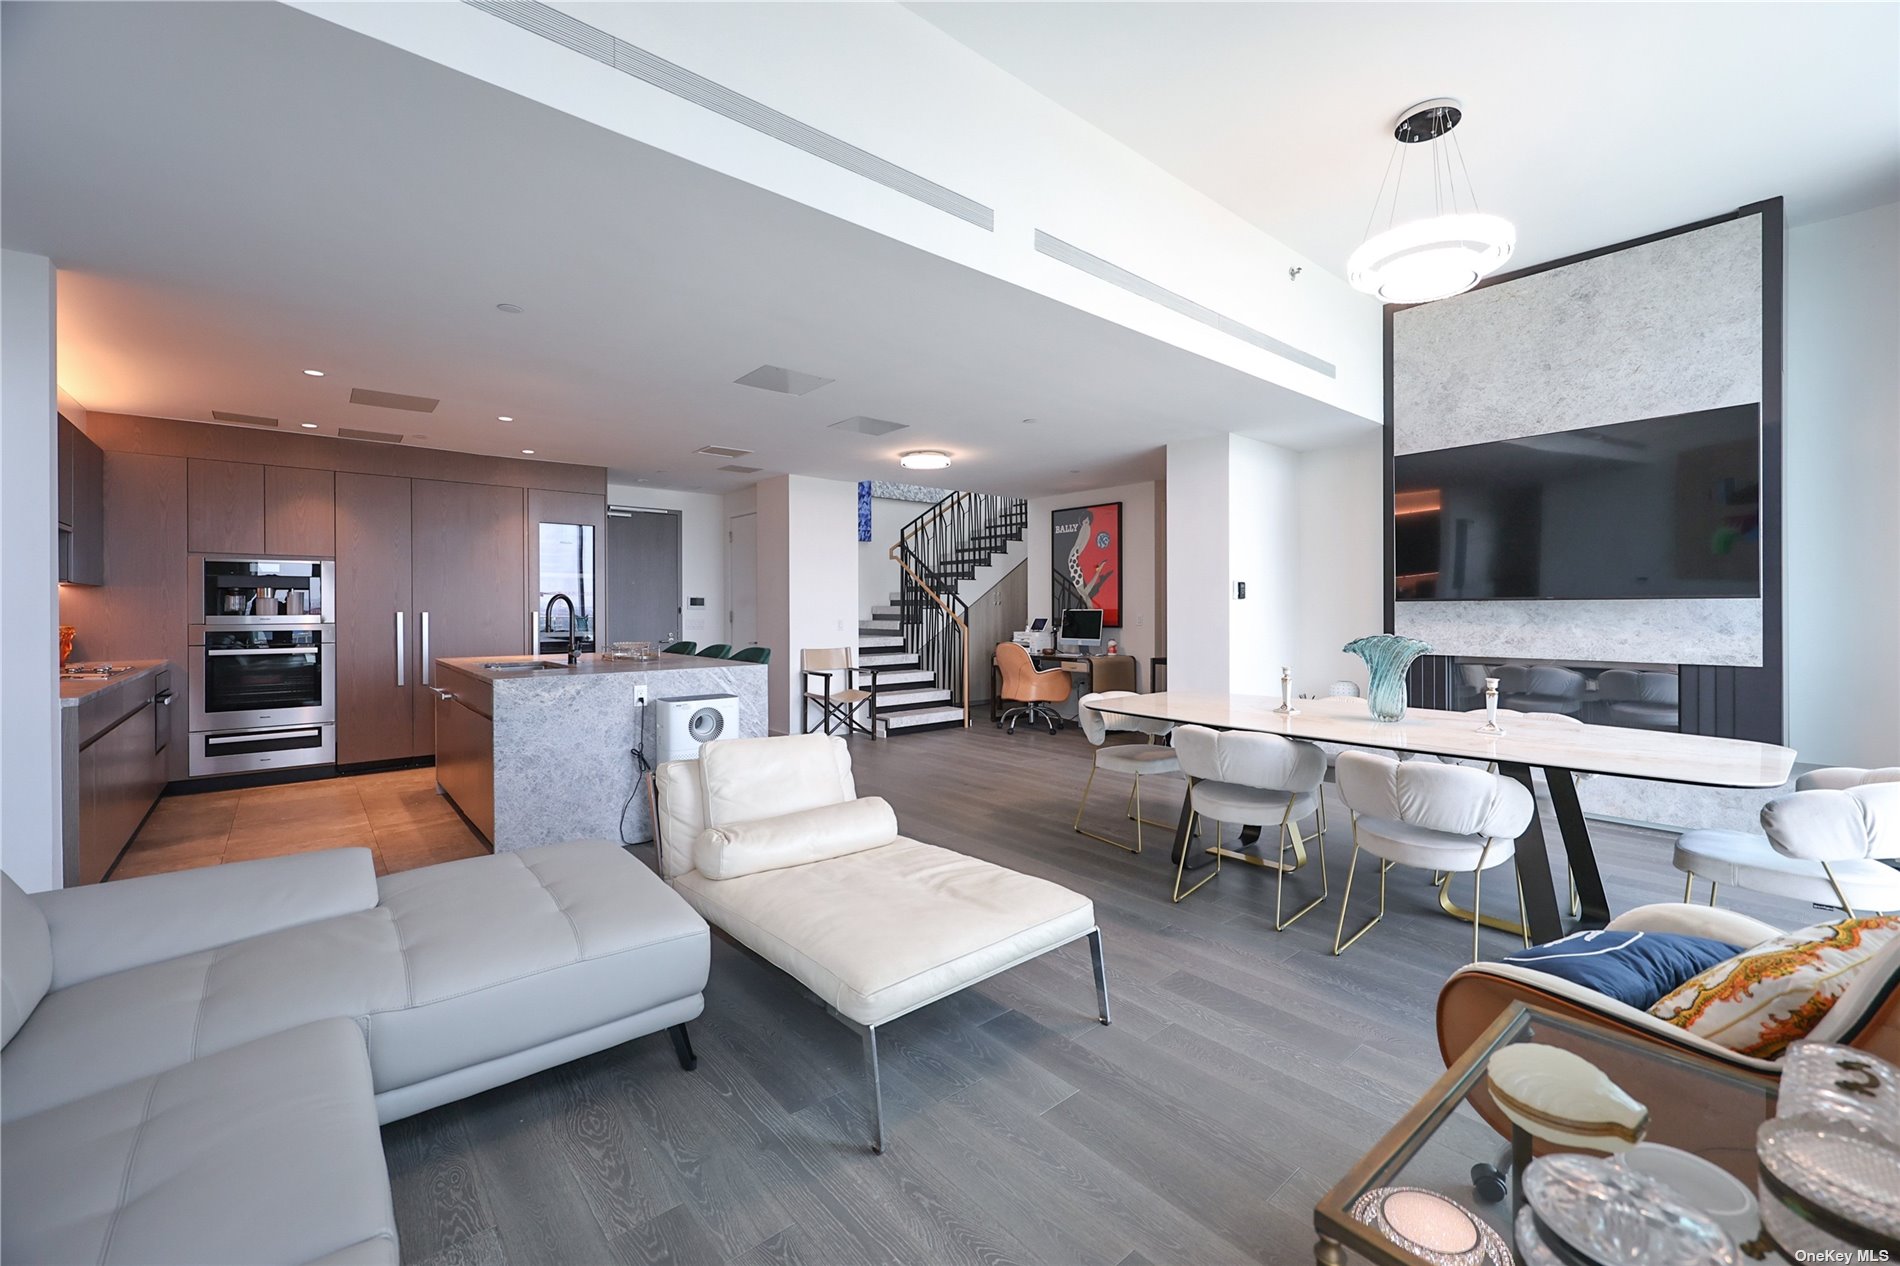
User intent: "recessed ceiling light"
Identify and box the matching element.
[497,415,513,422]
[299,422,319,429]
[520,449,536,455]
[900,450,952,471]
[302,369,325,377]
[496,303,524,314]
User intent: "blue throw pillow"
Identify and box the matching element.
[1501,929,1743,1010]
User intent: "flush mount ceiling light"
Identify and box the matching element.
[302,369,325,377]
[899,450,951,471]
[299,422,319,429]
[1347,98,1515,305]
[497,415,514,422]
[496,303,524,314]
[520,448,536,455]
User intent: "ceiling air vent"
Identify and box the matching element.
[717,464,763,474]
[1032,230,1337,379]
[465,0,994,231]
[829,416,907,437]
[734,365,834,395]
[695,444,753,459]
[348,387,439,413]
[210,411,278,427]
[337,427,404,444]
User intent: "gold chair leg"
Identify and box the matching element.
[1516,871,1531,949]
[1569,869,1581,919]
[1332,833,1387,954]
[1172,811,1221,903]
[1438,872,1531,936]
[1471,857,1484,963]
[1683,870,1696,903]
[1822,862,1857,918]
[1709,881,1720,907]
[1274,808,1329,931]
[1073,763,1143,855]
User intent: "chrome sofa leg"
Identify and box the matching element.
[862,1024,885,1154]
[1088,928,1112,1025]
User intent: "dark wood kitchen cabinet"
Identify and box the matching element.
[187,458,265,553]
[410,479,526,757]
[57,417,105,586]
[264,465,335,557]
[335,473,414,763]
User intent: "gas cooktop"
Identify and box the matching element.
[60,663,138,680]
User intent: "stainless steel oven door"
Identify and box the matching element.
[192,630,336,731]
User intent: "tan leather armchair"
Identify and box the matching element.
[1438,903,1900,1130]
[1087,654,1138,694]
[996,642,1070,734]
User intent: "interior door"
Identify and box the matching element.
[608,508,683,643]
[727,512,758,648]
[412,479,525,755]
[335,473,413,763]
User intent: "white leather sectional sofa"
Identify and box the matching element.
[2,840,710,1265]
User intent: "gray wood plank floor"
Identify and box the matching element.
[384,725,1801,1266]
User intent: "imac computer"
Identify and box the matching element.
[1058,608,1104,653]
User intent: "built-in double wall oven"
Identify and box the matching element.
[190,558,337,775]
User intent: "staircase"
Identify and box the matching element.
[865,492,1028,735]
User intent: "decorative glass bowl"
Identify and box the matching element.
[1522,1153,1737,1265]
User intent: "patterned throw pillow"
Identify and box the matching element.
[1649,915,1900,1059]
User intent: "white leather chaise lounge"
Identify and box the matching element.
[3,840,709,1265]
[655,733,1109,1152]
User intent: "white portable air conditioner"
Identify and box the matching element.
[649,694,741,766]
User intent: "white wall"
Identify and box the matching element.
[857,495,918,616]
[1026,479,1162,676]
[1165,438,1233,693]
[1292,438,1386,697]
[754,475,859,733]
[606,483,727,646]
[1785,201,1900,768]
[2,251,62,891]
[1227,436,1300,696]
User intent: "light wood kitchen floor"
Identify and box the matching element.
[112,767,488,880]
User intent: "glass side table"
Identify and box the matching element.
[1313,1003,1779,1265]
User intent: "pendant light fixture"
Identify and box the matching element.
[1347,98,1515,304]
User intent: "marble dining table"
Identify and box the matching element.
[1085,692,1797,943]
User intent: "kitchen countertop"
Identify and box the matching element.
[58,660,170,710]
[436,652,767,684]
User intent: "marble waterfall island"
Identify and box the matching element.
[431,653,768,851]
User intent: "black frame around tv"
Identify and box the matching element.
[1393,404,1762,602]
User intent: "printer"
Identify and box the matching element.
[1011,617,1053,655]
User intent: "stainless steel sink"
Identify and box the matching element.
[480,660,567,671]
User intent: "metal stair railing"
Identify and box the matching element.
[889,491,1028,729]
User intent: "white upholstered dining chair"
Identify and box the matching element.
[1170,726,1327,926]
[1073,691,1180,855]
[1673,773,1900,915]
[1333,750,1535,962]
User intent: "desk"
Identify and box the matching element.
[987,652,1108,722]
[1086,692,1795,943]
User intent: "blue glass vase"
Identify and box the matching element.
[1343,634,1433,722]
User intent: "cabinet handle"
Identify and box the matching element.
[420,611,431,686]
[427,686,456,701]
[527,607,537,654]
[395,611,406,688]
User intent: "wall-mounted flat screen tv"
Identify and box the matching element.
[1394,404,1761,602]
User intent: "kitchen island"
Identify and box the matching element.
[430,653,769,851]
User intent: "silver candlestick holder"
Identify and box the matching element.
[1477,677,1505,735]
[1275,666,1299,715]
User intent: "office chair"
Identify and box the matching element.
[995,642,1069,734]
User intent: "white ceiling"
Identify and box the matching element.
[2,2,1369,500]
[910,2,1900,276]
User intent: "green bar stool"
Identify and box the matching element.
[663,641,696,655]
[729,646,771,664]
[695,644,733,658]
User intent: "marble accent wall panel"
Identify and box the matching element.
[1390,213,1766,667]
[1396,598,1764,667]
[1392,215,1763,455]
